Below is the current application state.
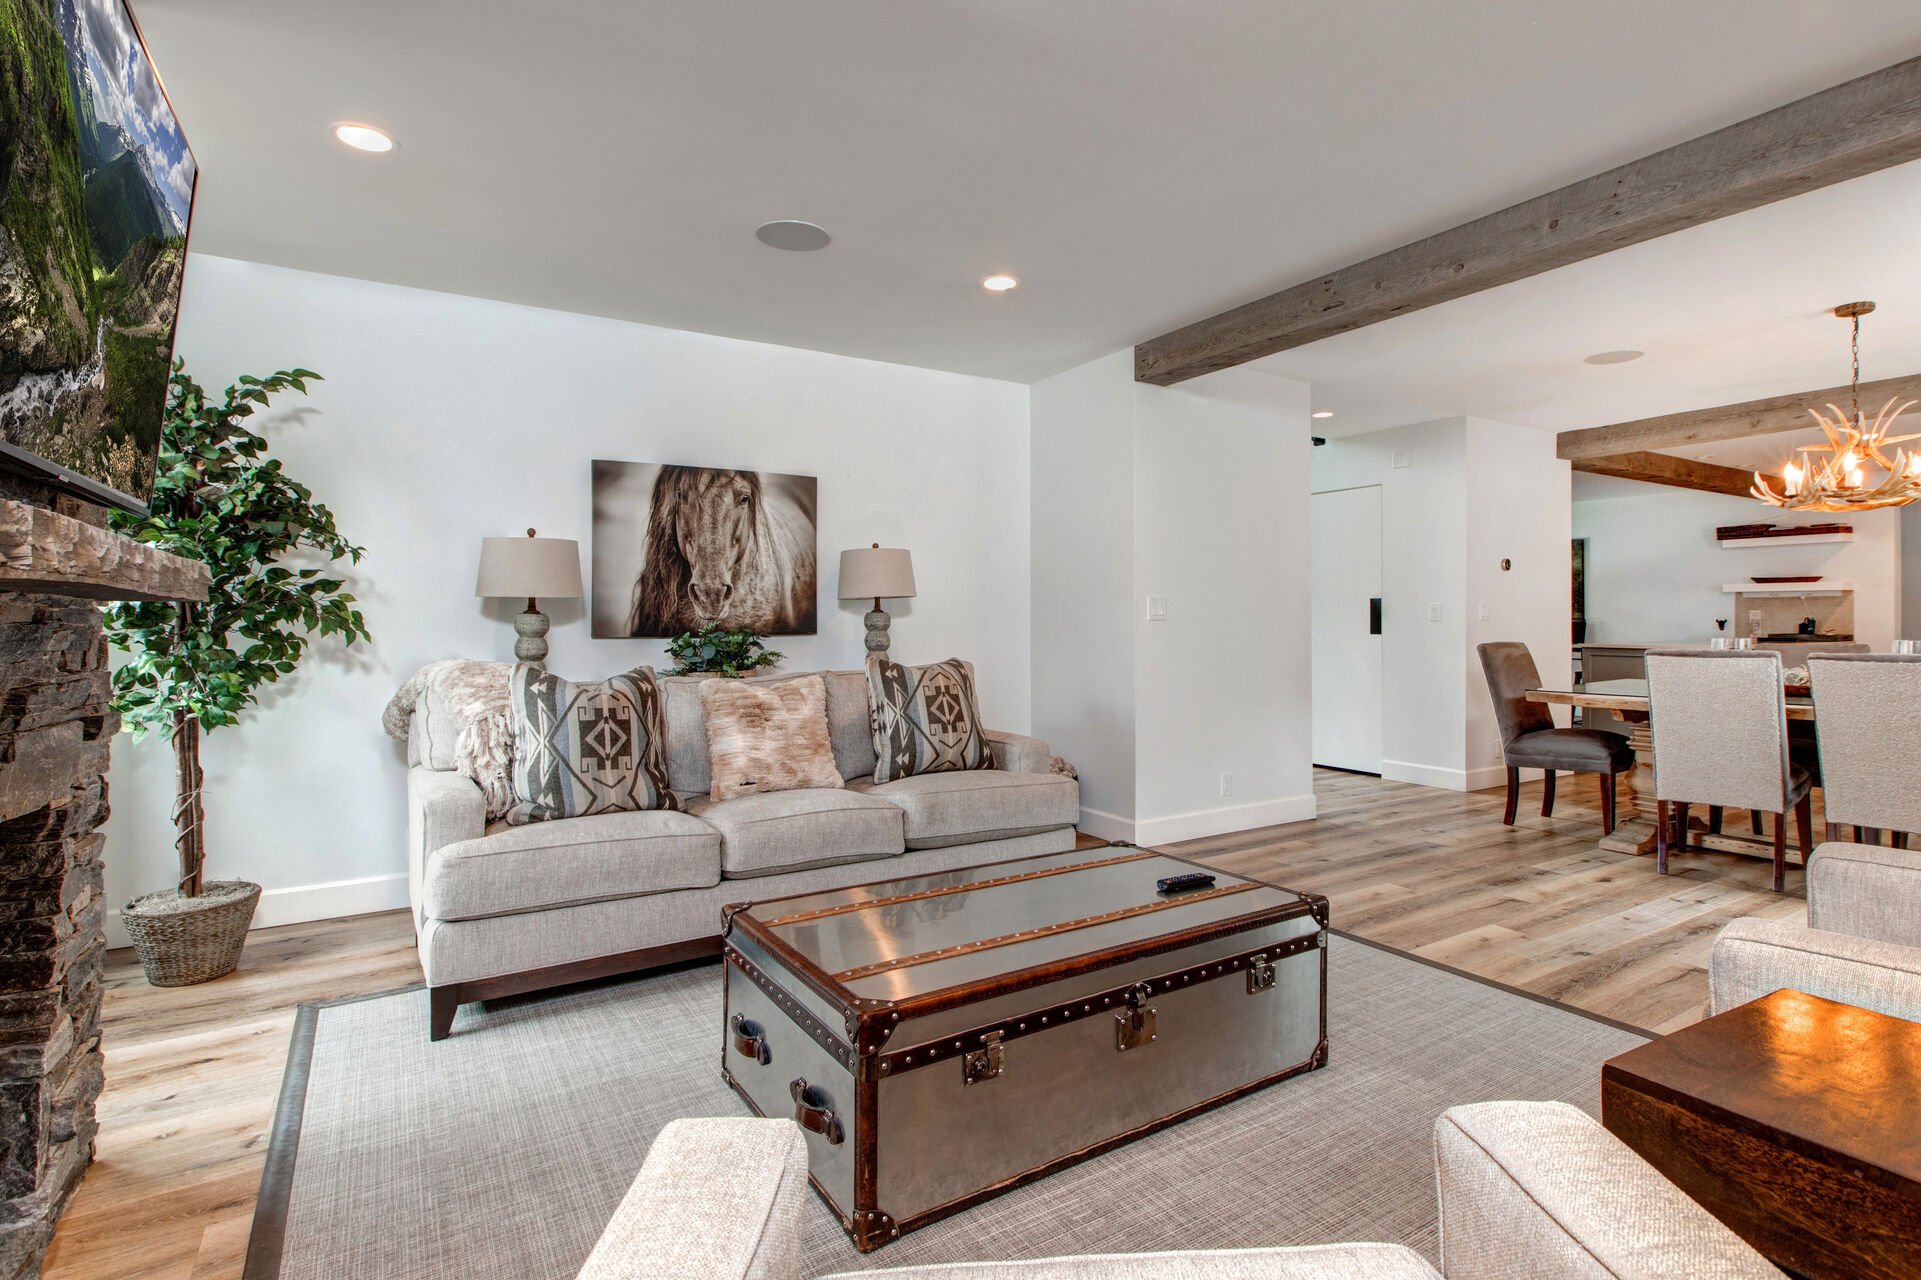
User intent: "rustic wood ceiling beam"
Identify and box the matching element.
[1556,371,1921,460]
[1134,56,1921,386]
[1571,451,1781,499]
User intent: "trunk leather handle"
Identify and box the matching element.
[790,1078,844,1145]
[731,1014,771,1065]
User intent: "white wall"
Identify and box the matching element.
[1310,416,1570,791]
[1030,353,1315,844]
[1572,484,1901,649]
[1132,369,1314,842]
[1030,351,1136,828]
[104,254,1033,943]
[1464,418,1572,787]
[1311,419,1470,788]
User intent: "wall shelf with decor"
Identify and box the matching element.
[1721,581,1854,596]
[1716,531,1854,549]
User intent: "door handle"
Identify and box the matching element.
[1369,598,1383,635]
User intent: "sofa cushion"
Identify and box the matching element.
[690,789,904,879]
[700,675,844,802]
[852,770,1078,849]
[661,671,879,794]
[866,656,993,783]
[424,809,720,921]
[507,664,678,824]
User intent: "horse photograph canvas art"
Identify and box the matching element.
[592,460,819,638]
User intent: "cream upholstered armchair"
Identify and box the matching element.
[1710,841,1921,1024]
[578,1104,1776,1280]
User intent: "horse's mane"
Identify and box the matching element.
[627,467,763,636]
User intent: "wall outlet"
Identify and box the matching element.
[1146,595,1167,621]
[1219,771,1233,797]
[1427,602,1443,622]
[1392,449,1412,469]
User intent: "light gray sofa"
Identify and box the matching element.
[406,669,1079,1040]
[576,1102,1778,1279]
[1709,840,1921,1023]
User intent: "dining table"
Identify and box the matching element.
[1524,677,1814,863]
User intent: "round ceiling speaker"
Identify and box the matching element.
[755,221,831,251]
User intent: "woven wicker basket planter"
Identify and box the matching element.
[122,880,262,986]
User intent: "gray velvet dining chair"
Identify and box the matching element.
[1809,652,1921,847]
[1644,648,1812,892]
[1478,642,1634,834]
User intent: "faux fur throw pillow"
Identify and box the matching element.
[383,659,516,819]
[507,664,679,824]
[700,674,843,803]
[866,655,992,784]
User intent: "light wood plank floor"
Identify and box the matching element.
[43,768,1809,1278]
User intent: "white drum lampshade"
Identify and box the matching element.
[838,545,915,657]
[476,530,582,664]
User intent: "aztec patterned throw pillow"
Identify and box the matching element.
[699,675,844,803]
[866,656,992,785]
[506,664,679,824]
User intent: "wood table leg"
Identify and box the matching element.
[1600,714,1660,856]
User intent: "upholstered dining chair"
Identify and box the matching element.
[1809,652,1921,847]
[1644,648,1813,892]
[1478,642,1634,834]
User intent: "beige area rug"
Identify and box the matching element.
[244,936,1647,1279]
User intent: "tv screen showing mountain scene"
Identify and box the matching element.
[0,0,194,511]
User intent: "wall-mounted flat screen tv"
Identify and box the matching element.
[0,0,194,514]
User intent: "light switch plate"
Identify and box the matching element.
[1146,595,1167,621]
[1478,602,1492,621]
[1427,602,1443,622]
[1392,449,1412,469]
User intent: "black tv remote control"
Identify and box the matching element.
[1156,872,1216,894]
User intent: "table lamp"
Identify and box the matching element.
[837,544,916,656]
[475,529,583,664]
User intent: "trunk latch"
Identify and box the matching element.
[963,1029,1005,1085]
[1115,982,1158,1051]
[1247,953,1277,994]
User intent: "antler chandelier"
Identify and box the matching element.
[1753,301,1921,512]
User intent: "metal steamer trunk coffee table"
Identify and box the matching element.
[719,844,1329,1251]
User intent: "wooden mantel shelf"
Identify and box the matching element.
[0,499,208,602]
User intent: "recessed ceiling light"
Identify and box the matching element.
[756,220,831,251]
[981,274,1019,292]
[1312,410,1334,420]
[1584,349,1644,365]
[332,122,396,153]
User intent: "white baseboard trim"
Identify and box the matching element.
[1076,807,1137,844]
[1383,761,1567,793]
[1133,794,1318,848]
[104,872,410,951]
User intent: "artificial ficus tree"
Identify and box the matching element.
[105,364,370,897]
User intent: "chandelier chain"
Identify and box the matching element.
[1851,313,1861,426]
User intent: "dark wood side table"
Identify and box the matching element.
[1602,989,1921,1280]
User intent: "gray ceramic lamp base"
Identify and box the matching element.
[864,607,892,656]
[514,608,550,664]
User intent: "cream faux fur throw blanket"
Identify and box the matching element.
[382,659,516,818]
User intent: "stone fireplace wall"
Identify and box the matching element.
[0,493,205,1276]
[0,593,110,1278]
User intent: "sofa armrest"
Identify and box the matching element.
[408,767,486,922]
[1807,841,1921,948]
[1434,1101,1777,1279]
[1709,917,1921,1022]
[985,729,1053,774]
[822,1244,1438,1279]
[578,1118,805,1280]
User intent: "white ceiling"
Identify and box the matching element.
[140,1,1921,388]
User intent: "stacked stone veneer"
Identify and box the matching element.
[0,493,206,1277]
[0,594,111,1277]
